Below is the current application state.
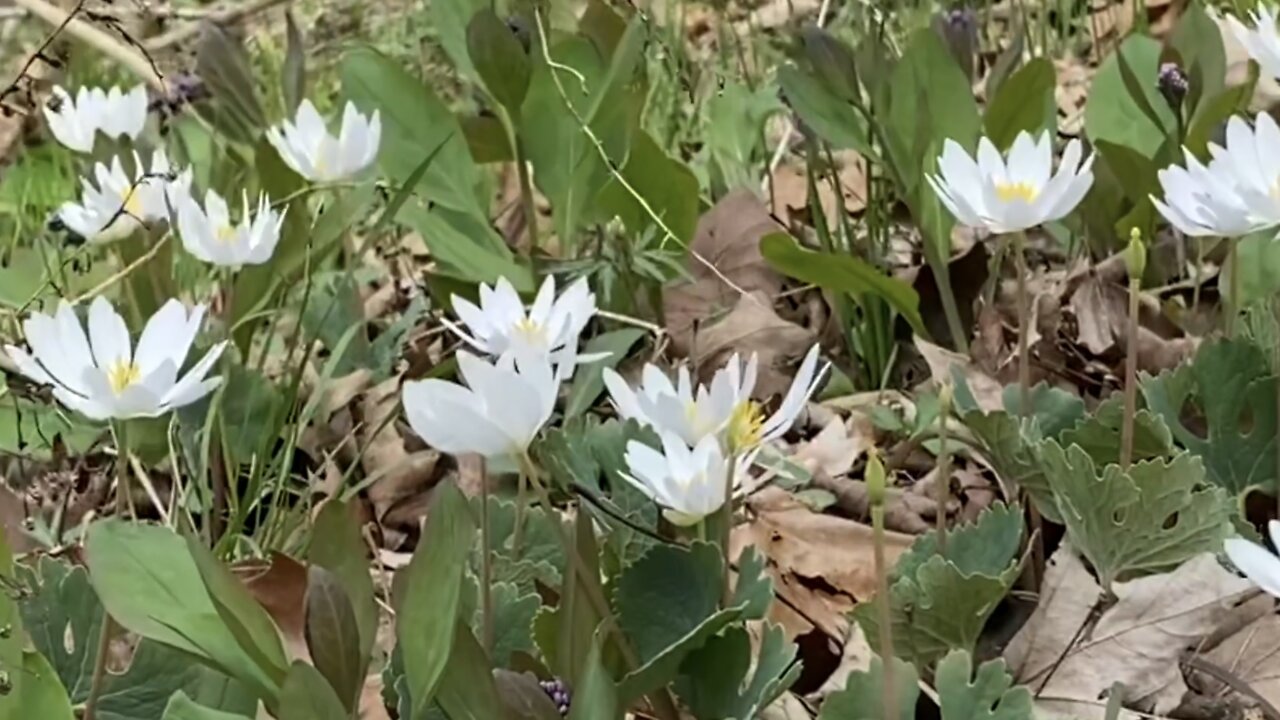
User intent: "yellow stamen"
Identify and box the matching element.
[994,181,1039,203]
[727,401,765,452]
[512,317,546,345]
[216,224,238,243]
[122,188,145,218]
[106,360,141,394]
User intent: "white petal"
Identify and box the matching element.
[1225,537,1280,598]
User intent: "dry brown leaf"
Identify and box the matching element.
[1196,611,1280,711]
[236,552,310,662]
[770,152,869,226]
[812,623,875,703]
[1004,548,1253,719]
[0,482,31,555]
[663,190,784,354]
[914,336,1004,412]
[732,486,912,639]
[695,291,816,399]
[359,375,440,531]
[1070,272,1127,356]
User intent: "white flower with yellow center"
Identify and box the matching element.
[622,431,756,526]
[1228,6,1280,81]
[444,275,602,376]
[927,131,1095,234]
[57,150,192,243]
[1224,522,1280,598]
[402,352,559,462]
[178,189,286,268]
[266,100,381,182]
[43,84,148,154]
[4,297,226,420]
[604,344,828,454]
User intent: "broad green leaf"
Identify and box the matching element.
[281,13,306,114]
[279,662,347,720]
[17,651,73,720]
[564,328,645,418]
[596,130,699,245]
[1039,442,1234,589]
[777,64,873,155]
[308,501,378,675]
[486,496,567,590]
[983,58,1056,150]
[493,670,562,720]
[1142,338,1280,494]
[1169,0,1226,112]
[817,655,918,720]
[399,203,535,293]
[568,629,618,720]
[854,504,1022,666]
[304,567,363,712]
[0,390,100,459]
[161,692,252,720]
[614,542,744,702]
[962,410,1058,521]
[429,0,485,80]
[85,521,282,703]
[435,623,504,720]
[196,24,265,143]
[1186,82,1254,159]
[1231,229,1280,307]
[934,650,1034,720]
[705,80,785,191]
[1085,35,1176,160]
[731,546,774,621]
[677,623,800,720]
[397,481,476,717]
[483,582,539,668]
[342,46,488,217]
[1057,394,1174,468]
[20,558,257,720]
[468,9,532,116]
[760,232,927,337]
[1095,140,1160,206]
[801,26,860,102]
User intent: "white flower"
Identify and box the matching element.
[43,85,148,153]
[1224,522,1280,598]
[402,352,559,462]
[444,275,601,375]
[266,100,381,182]
[622,432,754,526]
[4,297,226,420]
[927,131,1095,234]
[57,150,192,242]
[1154,114,1280,237]
[1228,6,1280,81]
[604,344,828,454]
[178,190,285,267]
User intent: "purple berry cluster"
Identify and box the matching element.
[539,677,571,716]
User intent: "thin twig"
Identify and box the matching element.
[14,0,164,90]
[142,0,293,51]
[1184,654,1280,720]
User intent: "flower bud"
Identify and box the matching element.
[866,448,887,507]
[1157,62,1188,111]
[938,379,954,415]
[1125,227,1147,280]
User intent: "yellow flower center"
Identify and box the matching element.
[122,188,145,218]
[106,360,141,394]
[216,223,238,243]
[727,401,765,452]
[512,317,546,346]
[994,181,1039,203]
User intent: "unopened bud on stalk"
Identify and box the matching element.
[866,449,887,507]
[938,379,954,414]
[1125,227,1147,280]
[1157,62,1189,111]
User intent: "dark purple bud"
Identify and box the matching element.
[933,7,978,82]
[539,678,571,716]
[1158,62,1188,109]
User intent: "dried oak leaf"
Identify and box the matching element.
[360,374,440,531]
[235,552,310,662]
[663,189,784,355]
[696,291,816,399]
[1004,547,1252,720]
[914,336,1004,412]
[1193,611,1280,712]
[731,486,913,640]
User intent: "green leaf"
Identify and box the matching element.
[486,582,540,668]
[1186,83,1254,158]
[1169,0,1226,113]
[568,628,619,720]
[854,504,1022,666]
[397,481,477,717]
[399,203,535,292]
[934,650,1034,720]
[1085,35,1176,160]
[614,541,743,702]
[304,567,363,712]
[565,329,645,418]
[493,670,563,720]
[17,651,73,720]
[184,536,289,690]
[278,662,347,720]
[435,623,504,720]
[760,232,927,337]
[429,0,484,80]
[983,58,1056,151]
[195,24,265,143]
[1000,383,1087,437]
[596,130,700,245]
[1230,229,1280,308]
[1057,394,1174,468]
[85,521,282,704]
[1039,442,1235,589]
[705,79,785,191]
[0,390,100,459]
[1142,338,1280,494]
[801,26,860,102]
[1095,140,1160,206]
[308,501,377,675]
[281,13,306,114]
[818,655,918,720]
[731,546,774,621]
[161,691,252,720]
[777,64,873,155]
[20,558,257,720]
[342,46,488,217]
[468,9,532,116]
[678,623,800,720]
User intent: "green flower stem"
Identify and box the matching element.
[719,452,738,608]
[478,456,494,656]
[935,384,953,555]
[514,134,540,252]
[1228,238,1241,339]
[83,614,116,720]
[872,502,896,720]
[1120,272,1141,470]
[1012,230,1032,418]
[112,420,131,517]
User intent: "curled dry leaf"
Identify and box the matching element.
[769,151,869,227]
[791,414,871,479]
[731,486,913,639]
[235,552,310,662]
[360,374,440,532]
[914,336,1004,412]
[1004,547,1253,720]
[696,290,816,399]
[809,471,934,534]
